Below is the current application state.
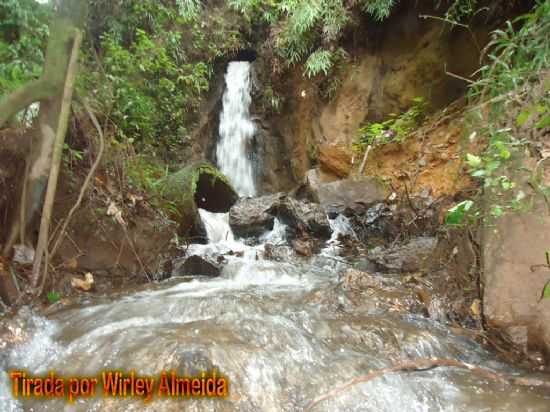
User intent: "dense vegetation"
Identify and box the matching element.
[1,0,494,154]
[1,0,548,217]
[450,0,550,224]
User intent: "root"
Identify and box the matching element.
[48,98,105,259]
[304,358,550,411]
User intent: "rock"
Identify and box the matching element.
[307,176,387,215]
[483,195,550,361]
[292,239,313,257]
[319,144,353,178]
[172,255,223,278]
[270,196,331,239]
[229,194,280,237]
[229,192,331,239]
[368,237,437,273]
[161,162,238,240]
[342,268,383,290]
[71,272,95,292]
[13,244,35,265]
[339,268,426,315]
[264,243,293,261]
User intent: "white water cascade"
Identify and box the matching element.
[217,61,257,197]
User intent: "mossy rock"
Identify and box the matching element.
[160,162,238,240]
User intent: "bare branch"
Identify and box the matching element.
[305,358,550,411]
[49,98,105,258]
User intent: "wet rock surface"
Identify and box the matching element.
[172,255,223,277]
[368,237,437,273]
[229,193,331,240]
[268,196,331,239]
[229,194,279,237]
[338,268,428,315]
[306,176,387,215]
[263,243,293,261]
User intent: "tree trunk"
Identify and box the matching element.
[32,30,82,287]
[0,0,87,300]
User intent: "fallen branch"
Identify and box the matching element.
[304,358,550,411]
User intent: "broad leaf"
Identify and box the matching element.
[466,154,482,168]
[445,200,474,226]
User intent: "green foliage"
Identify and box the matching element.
[360,0,396,21]
[0,0,51,96]
[540,252,550,300]
[355,97,429,149]
[442,0,479,22]
[125,155,169,197]
[95,28,212,149]
[459,0,550,222]
[46,291,61,304]
[445,200,475,226]
[229,0,399,78]
[82,0,248,158]
[304,49,334,78]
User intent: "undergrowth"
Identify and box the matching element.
[446,0,550,226]
[353,97,429,152]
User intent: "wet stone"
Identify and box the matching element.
[172,255,223,277]
[368,237,437,273]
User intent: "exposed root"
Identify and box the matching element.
[49,98,105,259]
[304,358,550,411]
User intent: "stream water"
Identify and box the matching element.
[1,61,549,411]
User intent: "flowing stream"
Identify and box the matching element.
[1,61,549,412]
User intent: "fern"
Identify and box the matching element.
[305,49,333,77]
[175,0,202,21]
[359,0,396,21]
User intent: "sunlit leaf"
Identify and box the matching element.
[445,200,474,226]
[466,154,482,168]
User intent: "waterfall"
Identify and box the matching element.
[198,209,234,243]
[217,61,256,197]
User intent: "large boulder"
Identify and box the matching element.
[160,162,238,241]
[268,196,331,239]
[229,194,280,237]
[307,175,387,215]
[172,255,223,277]
[483,197,550,361]
[319,144,353,178]
[229,193,331,239]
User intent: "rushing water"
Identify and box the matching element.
[217,61,257,197]
[1,227,549,411]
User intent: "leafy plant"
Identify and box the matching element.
[355,97,429,149]
[304,49,334,78]
[445,200,475,226]
[0,0,51,98]
[457,0,550,222]
[47,291,61,304]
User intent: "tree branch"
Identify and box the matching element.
[0,77,56,128]
[305,358,550,411]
